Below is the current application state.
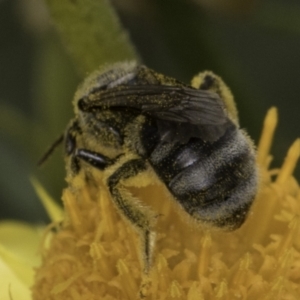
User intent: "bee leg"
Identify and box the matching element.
[75,151,154,273]
[107,158,155,274]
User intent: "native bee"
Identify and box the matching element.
[40,62,258,273]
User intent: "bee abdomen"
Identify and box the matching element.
[150,127,258,229]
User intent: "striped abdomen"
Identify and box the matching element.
[148,124,258,229]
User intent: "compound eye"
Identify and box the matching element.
[65,132,76,155]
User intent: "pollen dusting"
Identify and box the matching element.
[32,108,300,299]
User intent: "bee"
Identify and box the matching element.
[40,62,258,273]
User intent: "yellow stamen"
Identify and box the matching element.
[215,280,228,299]
[257,107,278,167]
[117,259,138,299]
[62,189,82,234]
[197,232,212,277]
[276,139,300,186]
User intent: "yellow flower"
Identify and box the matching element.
[1,108,299,299]
[0,182,63,300]
[0,221,42,300]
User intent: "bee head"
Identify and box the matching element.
[73,61,138,113]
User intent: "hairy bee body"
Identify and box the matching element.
[141,120,257,229]
[62,62,258,272]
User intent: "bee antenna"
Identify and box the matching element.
[37,134,64,166]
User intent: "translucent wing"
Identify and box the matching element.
[78,85,233,143]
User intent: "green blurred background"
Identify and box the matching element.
[0,0,299,223]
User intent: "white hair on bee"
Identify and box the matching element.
[73,61,138,106]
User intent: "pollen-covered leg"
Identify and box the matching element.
[107,158,155,274]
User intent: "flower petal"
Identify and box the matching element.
[0,221,42,286]
[0,256,31,300]
[31,177,63,222]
